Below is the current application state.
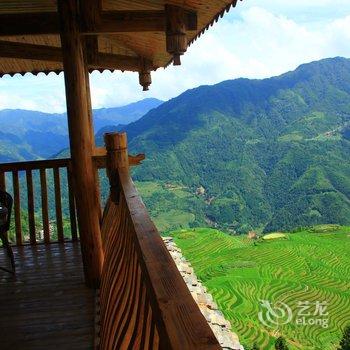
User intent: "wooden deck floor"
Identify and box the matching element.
[0,242,95,350]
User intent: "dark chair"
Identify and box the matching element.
[0,189,15,273]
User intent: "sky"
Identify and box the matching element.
[1,0,350,113]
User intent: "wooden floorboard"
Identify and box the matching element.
[0,242,95,350]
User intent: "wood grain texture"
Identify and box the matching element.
[0,242,95,350]
[0,40,153,71]
[40,168,50,244]
[99,133,220,349]
[67,166,78,242]
[0,158,70,172]
[26,169,36,245]
[58,0,103,287]
[0,171,5,191]
[12,170,22,245]
[0,10,197,36]
[0,159,78,245]
[0,1,237,76]
[53,167,64,242]
[99,172,221,349]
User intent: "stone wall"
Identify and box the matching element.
[163,237,244,350]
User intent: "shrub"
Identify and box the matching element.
[338,325,350,350]
[275,336,289,350]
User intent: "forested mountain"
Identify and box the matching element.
[2,58,350,233]
[116,57,350,233]
[0,98,162,162]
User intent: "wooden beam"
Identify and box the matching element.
[0,40,62,62]
[0,12,59,36]
[94,10,197,34]
[58,0,103,288]
[93,11,165,33]
[81,0,100,64]
[91,52,153,72]
[0,40,154,72]
[84,37,99,67]
[0,10,197,36]
[80,0,102,34]
[93,147,145,168]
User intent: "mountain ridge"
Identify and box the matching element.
[2,57,350,233]
[0,98,163,161]
[116,57,350,232]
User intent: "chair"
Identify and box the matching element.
[0,189,15,274]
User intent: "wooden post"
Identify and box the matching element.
[81,0,103,222]
[138,58,152,91]
[26,170,36,245]
[84,47,103,223]
[104,132,129,204]
[58,0,103,288]
[165,5,188,65]
[12,171,22,245]
[0,171,5,191]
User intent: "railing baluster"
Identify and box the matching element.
[40,168,50,244]
[12,170,22,245]
[53,167,64,242]
[0,170,5,191]
[26,169,36,245]
[99,133,219,349]
[67,166,78,241]
[0,157,102,246]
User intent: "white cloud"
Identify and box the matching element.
[0,1,350,113]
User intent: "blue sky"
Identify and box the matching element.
[1,0,350,113]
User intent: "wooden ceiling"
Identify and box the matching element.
[0,0,239,77]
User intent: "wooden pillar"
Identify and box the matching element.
[104,132,129,204]
[0,171,5,191]
[104,132,129,170]
[84,51,103,222]
[58,0,103,288]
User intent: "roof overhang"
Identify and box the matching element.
[0,0,239,89]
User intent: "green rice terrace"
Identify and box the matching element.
[170,225,350,350]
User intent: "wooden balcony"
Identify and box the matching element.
[0,1,238,348]
[0,133,220,350]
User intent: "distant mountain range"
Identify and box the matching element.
[2,58,350,233]
[0,98,162,161]
[114,57,350,233]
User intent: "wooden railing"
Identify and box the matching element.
[0,158,77,245]
[0,135,221,348]
[98,133,220,350]
[0,152,144,246]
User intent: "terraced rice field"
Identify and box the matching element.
[171,226,350,349]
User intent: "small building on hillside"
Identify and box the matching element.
[248,231,258,240]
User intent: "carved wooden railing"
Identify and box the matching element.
[97,133,220,350]
[0,158,77,245]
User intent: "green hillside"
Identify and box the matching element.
[3,58,350,234]
[171,226,350,349]
[118,57,350,233]
[0,98,162,162]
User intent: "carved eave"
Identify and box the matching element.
[0,1,239,90]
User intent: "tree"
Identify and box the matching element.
[251,343,260,350]
[338,325,350,350]
[275,336,289,350]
